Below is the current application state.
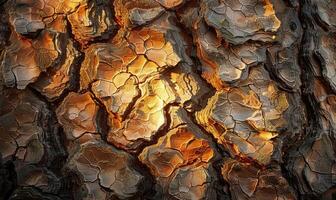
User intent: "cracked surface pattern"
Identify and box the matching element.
[202,0,281,45]
[0,90,46,163]
[67,138,147,199]
[56,92,100,140]
[196,66,292,165]
[0,0,336,199]
[221,158,296,199]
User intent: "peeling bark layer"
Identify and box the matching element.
[0,0,335,199]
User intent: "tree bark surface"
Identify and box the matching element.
[0,0,335,199]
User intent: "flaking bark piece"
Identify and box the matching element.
[114,0,164,28]
[56,92,99,140]
[67,139,146,200]
[202,0,281,45]
[139,107,218,199]
[0,89,48,164]
[1,30,62,89]
[196,66,290,165]
[221,159,296,200]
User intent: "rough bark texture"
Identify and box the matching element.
[0,0,335,199]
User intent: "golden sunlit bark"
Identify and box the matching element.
[0,0,335,199]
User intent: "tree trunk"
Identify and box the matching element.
[0,0,335,199]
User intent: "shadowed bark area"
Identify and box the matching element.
[0,0,335,199]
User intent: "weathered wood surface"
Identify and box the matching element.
[0,0,335,199]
